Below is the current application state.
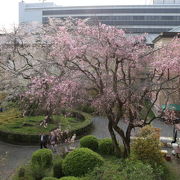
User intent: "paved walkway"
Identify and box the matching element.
[0,143,37,180]
[0,117,178,180]
[91,117,178,138]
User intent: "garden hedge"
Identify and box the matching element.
[62,148,104,176]
[80,135,98,151]
[99,138,114,155]
[31,149,53,169]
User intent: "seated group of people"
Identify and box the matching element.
[40,129,76,152]
[39,115,76,152]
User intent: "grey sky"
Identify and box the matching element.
[0,0,153,29]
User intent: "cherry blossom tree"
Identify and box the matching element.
[0,22,63,95]
[21,73,83,122]
[153,37,180,118]
[50,19,180,157]
[153,37,180,74]
[1,19,179,157]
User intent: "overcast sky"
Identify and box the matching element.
[0,0,153,29]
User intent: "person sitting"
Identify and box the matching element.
[49,131,57,152]
[66,134,76,151]
[70,134,76,143]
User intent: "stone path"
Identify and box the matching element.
[0,117,178,180]
[0,143,37,180]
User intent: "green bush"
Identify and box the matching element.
[84,158,122,180]
[85,159,154,180]
[79,104,94,114]
[131,125,163,167]
[62,148,104,176]
[119,159,155,180]
[31,149,53,180]
[99,138,114,155]
[18,167,25,177]
[42,177,59,180]
[31,149,53,169]
[53,156,63,178]
[12,165,34,180]
[31,166,50,180]
[59,177,79,180]
[80,135,98,151]
[153,163,167,179]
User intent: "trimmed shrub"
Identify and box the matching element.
[31,149,53,180]
[62,148,104,176]
[12,165,34,180]
[53,156,63,178]
[59,177,79,180]
[80,135,98,151]
[31,166,48,180]
[31,149,53,169]
[42,177,58,180]
[99,138,114,155]
[131,125,163,167]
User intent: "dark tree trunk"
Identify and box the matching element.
[123,124,133,158]
[122,138,130,158]
[108,120,121,157]
[113,124,131,158]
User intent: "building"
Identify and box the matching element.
[153,0,180,4]
[153,26,180,46]
[19,1,180,34]
[152,26,180,116]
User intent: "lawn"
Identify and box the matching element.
[0,108,91,135]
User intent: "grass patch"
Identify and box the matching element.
[0,109,92,135]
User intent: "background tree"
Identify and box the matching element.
[22,73,83,122]
[0,22,63,95]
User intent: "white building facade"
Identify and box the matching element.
[19,1,180,33]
